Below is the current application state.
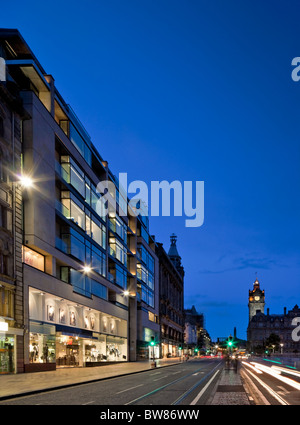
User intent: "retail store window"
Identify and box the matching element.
[29,323,56,364]
[22,246,45,272]
[0,335,14,374]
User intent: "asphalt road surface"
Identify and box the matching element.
[241,358,300,405]
[0,358,223,405]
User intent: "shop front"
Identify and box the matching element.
[0,319,23,374]
[27,288,128,371]
[0,334,15,374]
[56,333,127,367]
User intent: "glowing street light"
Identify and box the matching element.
[18,175,33,188]
[82,265,92,274]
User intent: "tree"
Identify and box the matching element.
[265,333,281,352]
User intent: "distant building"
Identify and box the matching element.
[248,278,265,321]
[184,305,211,352]
[156,234,184,358]
[247,278,300,353]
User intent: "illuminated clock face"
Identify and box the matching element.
[254,296,260,301]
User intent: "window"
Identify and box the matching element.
[22,246,45,272]
[0,287,14,318]
[91,245,106,277]
[91,279,107,300]
[61,192,85,230]
[109,215,127,243]
[109,238,127,265]
[69,123,92,166]
[115,264,127,289]
[0,205,12,231]
[60,156,85,198]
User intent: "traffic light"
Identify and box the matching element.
[194,348,199,353]
[150,336,155,347]
[227,335,234,348]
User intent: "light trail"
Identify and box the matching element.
[250,362,300,391]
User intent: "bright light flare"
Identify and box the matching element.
[82,265,92,273]
[19,175,33,188]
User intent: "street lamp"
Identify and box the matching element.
[18,174,33,188]
[280,343,284,354]
[82,265,92,274]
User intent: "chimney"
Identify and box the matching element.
[284,307,287,316]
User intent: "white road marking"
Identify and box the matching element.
[193,372,200,376]
[277,386,289,394]
[116,384,144,394]
[153,375,168,382]
[190,370,220,405]
[243,368,289,405]
[82,401,95,405]
[241,368,270,405]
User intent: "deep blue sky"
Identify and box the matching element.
[2,0,300,340]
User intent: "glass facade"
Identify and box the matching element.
[137,245,155,308]
[56,335,127,366]
[29,323,56,364]
[28,288,127,367]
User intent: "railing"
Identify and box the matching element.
[108,272,115,284]
[55,199,71,219]
[55,236,69,254]
[109,246,116,258]
[55,160,69,182]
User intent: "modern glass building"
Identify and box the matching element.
[0,29,161,372]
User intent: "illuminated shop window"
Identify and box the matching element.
[22,246,45,272]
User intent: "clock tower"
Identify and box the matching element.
[248,278,265,322]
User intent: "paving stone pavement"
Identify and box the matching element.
[209,366,250,405]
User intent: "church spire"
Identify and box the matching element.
[168,233,184,277]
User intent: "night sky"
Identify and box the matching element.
[2,0,300,340]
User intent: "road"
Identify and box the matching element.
[0,358,222,405]
[241,358,300,405]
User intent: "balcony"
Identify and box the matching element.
[55,236,69,254]
[55,160,69,183]
[55,199,70,219]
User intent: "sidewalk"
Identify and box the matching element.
[0,357,182,400]
[209,365,251,405]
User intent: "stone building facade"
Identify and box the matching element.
[247,278,300,353]
[0,60,28,373]
[156,234,184,358]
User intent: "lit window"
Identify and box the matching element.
[22,246,45,272]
